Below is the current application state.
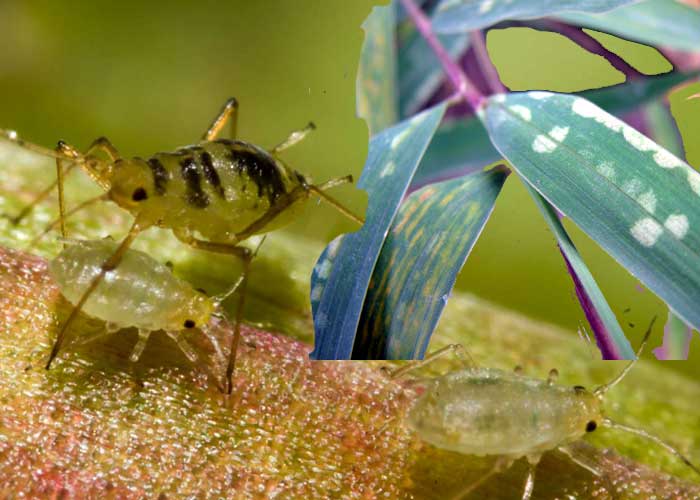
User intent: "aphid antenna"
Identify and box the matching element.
[211,236,266,308]
[27,193,109,248]
[593,316,656,398]
[308,175,365,225]
[0,129,82,162]
[602,417,700,477]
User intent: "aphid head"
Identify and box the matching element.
[107,158,157,213]
[167,292,216,333]
[567,385,604,441]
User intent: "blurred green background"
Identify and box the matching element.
[0,1,698,369]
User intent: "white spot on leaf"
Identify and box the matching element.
[310,284,323,302]
[622,179,643,198]
[689,169,700,195]
[492,94,506,103]
[529,91,552,100]
[532,135,556,154]
[596,162,616,180]
[653,149,684,169]
[549,126,569,142]
[391,128,411,150]
[622,126,656,152]
[637,190,657,214]
[509,105,531,122]
[630,217,663,247]
[571,98,623,132]
[380,160,396,178]
[664,214,689,240]
[479,0,495,13]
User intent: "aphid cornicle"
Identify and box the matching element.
[1,97,364,393]
[388,319,700,500]
[49,238,250,384]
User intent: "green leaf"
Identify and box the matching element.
[311,104,447,360]
[527,185,634,359]
[432,0,635,34]
[411,115,501,189]
[356,3,399,135]
[558,0,700,52]
[354,167,509,359]
[398,26,470,118]
[481,91,700,331]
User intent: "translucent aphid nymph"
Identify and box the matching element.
[387,319,699,499]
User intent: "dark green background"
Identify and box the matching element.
[0,1,697,366]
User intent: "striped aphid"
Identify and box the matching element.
[49,238,258,390]
[2,98,363,392]
[388,319,699,500]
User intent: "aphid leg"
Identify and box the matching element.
[387,344,476,380]
[130,329,152,362]
[172,230,254,394]
[451,457,510,500]
[55,141,83,241]
[270,122,316,156]
[45,219,145,369]
[557,444,618,498]
[3,164,78,225]
[521,456,539,500]
[165,331,198,363]
[202,97,239,141]
[26,193,108,248]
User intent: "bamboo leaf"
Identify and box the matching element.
[357,3,399,135]
[481,91,700,331]
[558,0,700,52]
[310,104,447,360]
[432,0,636,34]
[353,167,509,359]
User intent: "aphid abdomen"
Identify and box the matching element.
[408,369,598,458]
[141,140,306,240]
[49,240,196,332]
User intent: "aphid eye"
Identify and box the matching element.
[183,319,196,329]
[132,187,148,201]
[586,420,597,432]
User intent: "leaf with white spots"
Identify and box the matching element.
[310,104,447,360]
[353,167,509,359]
[398,25,470,118]
[409,71,697,192]
[431,0,636,34]
[481,91,700,331]
[357,3,398,135]
[558,0,700,52]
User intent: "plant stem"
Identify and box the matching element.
[400,0,485,110]
[543,21,644,81]
[469,31,506,94]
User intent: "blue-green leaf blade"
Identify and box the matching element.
[398,26,470,118]
[527,184,634,359]
[432,0,635,34]
[354,167,509,359]
[357,3,398,135]
[558,0,700,52]
[310,104,447,360]
[481,91,700,331]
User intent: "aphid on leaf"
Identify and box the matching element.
[1,97,364,392]
[50,237,261,391]
[386,318,699,500]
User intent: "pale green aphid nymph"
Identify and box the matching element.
[390,325,699,500]
[49,239,235,365]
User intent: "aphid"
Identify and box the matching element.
[387,319,699,500]
[49,238,255,389]
[1,97,364,391]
